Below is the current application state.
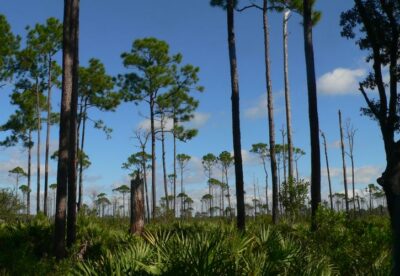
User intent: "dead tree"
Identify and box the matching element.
[339,110,349,213]
[130,173,144,235]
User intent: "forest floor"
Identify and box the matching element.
[0,209,392,275]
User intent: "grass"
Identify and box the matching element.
[0,209,392,275]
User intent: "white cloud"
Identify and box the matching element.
[137,118,174,132]
[188,112,210,128]
[244,94,268,119]
[317,68,366,95]
[322,165,382,186]
[137,112,210,132]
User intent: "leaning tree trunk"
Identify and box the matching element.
[283,9,294,181]
[263,0,279,225]
[227,0,245,231]
[150,99,156,219]
[321,131,333,211]
[44,56,52,216]
[35,78,41,214]
[303,0,321,230]
[27,130,32,215]
[54,0,74,259]
[130,174,144,234]
[338,110,349,213]
[161,122,169,211]
[66,0,79,248]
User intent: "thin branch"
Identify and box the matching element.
[236,3,263,12]
[359,83,380,120]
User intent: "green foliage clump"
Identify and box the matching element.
[0,213,391,275]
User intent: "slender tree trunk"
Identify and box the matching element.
[225,169,232,218]
[282,130,287,186]
[150,99,156,219]
[66,0,79,248]
[321,131,333,210]
[44,57,52,216]
[350,155,356,212]
[227,0,245,230]
[123,193,125,217]
[208,172,212,217]
[173,117,177,217]
[54,0,74,259]
[161,123,169,211]
[78,106,87,211]
[283,10,294,181]
[338,110,349,213]
[180,166,184,217]
[27,130,32,215]
[142,149,150,222]
[303,0,321,230]
[263,0,279,225]
[130,174,144,234]
[35,78,41,214]
[295,159,299,180]
[263,164,270,214]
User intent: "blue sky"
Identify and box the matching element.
[0,1,386,212]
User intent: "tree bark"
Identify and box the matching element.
[263,0,279,225]
[54,0,73,259]
[44,56,52,216]
[227,0,245,231]
[321,131,333,211]
[66,0,79,248]
[303,0,321,230]
[130,174,144,234]
[339,110,349,213]
[283,9,294,181]
[35,78,41,214]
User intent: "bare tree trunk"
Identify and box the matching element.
[142,149,150,222]
[54,0,74,259]
[44,57,52,216]
[35,78,41,214]
[161,123,169,211]
[66,0,79,248]
[283,9,294,181]
[225,169,232,218]
[282,129,287,186]
[338,110,349,213]
[180,165,184,217]
[227,0,245,231]
[263,0,279,225]
[321,131,333,210]
[173,117,177,217]
[150,99,157,219]
[303,0,321,230]
[130,174,144,234]
[263,163,270,214]
[77,107,86,211]
[346,122,356,212]
[27,130,32,215]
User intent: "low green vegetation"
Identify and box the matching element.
[0,209,391,275]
